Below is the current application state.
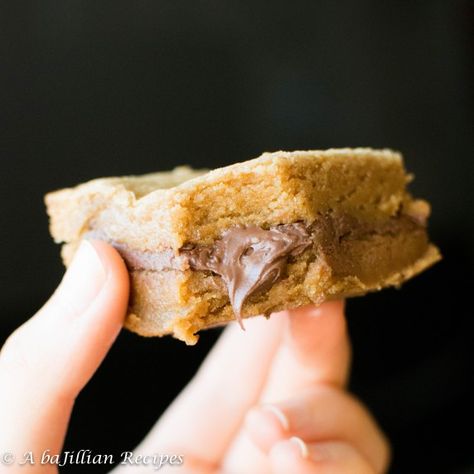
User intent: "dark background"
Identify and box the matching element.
[1,1,473,473]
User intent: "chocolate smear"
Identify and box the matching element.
[181,223,312,328]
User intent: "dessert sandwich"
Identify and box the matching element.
[45,149,441,344]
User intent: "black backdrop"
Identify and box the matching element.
[0,1,473,473]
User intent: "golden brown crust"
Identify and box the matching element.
[46,148,407,250]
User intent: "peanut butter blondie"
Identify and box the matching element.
[45,149,441,344]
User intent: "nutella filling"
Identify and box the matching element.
[180,223,312,328]
[102,212,425,329]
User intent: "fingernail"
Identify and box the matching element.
[290,436,309,459]
[56,240,107,316]
[309,300,345,317]
[307,304,324,317]
[261,405,290,431]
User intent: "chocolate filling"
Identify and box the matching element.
[102,213,425,328]
[180,223,312,328]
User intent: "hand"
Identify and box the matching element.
[0,240,390,473]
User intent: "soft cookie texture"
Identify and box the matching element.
[45,149,441,344]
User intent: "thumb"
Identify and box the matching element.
[0,240,129,467]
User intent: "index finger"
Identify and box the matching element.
[260,300,351,403]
